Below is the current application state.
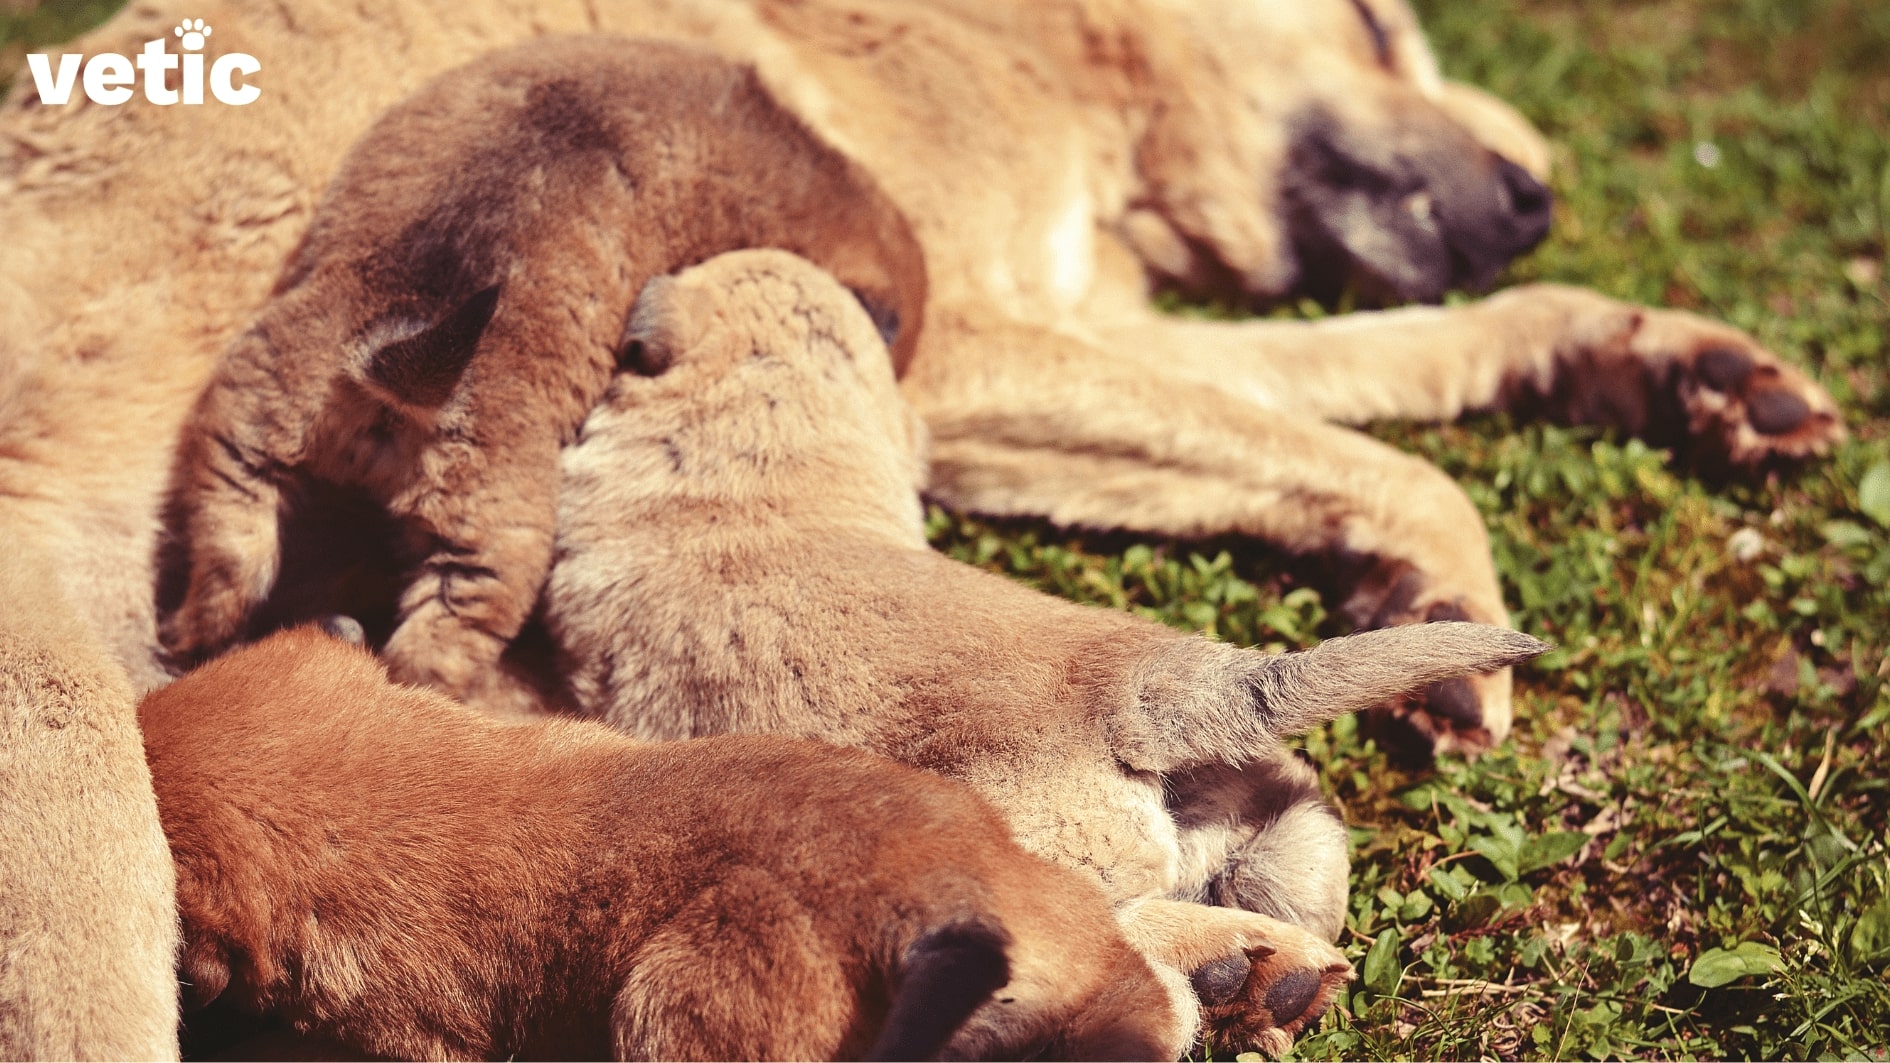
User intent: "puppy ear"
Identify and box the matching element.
[361,284,501,408]
[865,921,1012,1062]
[180,939,232,1013]
[316,615,368,647]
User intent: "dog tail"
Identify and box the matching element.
[1249,622,1549,734]
[1113,621,1550,772]
[865,921,1012,1062]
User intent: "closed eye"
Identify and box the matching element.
[1347,0,1394,69]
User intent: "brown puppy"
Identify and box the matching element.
[141,625,1186,1062]
[157,35,924,710]
[549,250,1551,1054]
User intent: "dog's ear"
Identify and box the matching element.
[180,938,232,1013]
[360,284,501,408]
[865,921,1012,1062]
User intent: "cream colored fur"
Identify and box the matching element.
[0,547,179,1061]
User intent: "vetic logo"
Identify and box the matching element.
[26,20,260,106]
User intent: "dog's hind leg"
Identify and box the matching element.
[610,870,859,1061]
[374,284,621,712]
[159,326,314,666]
[1168,756,1351,943]
[379,424,562,711]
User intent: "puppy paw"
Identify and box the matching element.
[159,579,255,671]
[382,611,505,704]
[1634,311,1844,469]
[1194,931,1352,1057]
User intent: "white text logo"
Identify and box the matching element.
[27,20,260,106]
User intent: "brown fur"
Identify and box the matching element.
[142,626,1187,1061]
[157,36,925,709]
[0,546,179,1061]
[549,249,1550,1053]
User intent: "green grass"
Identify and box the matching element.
[0,0,121,93]
[8,0,1888,1058]
[943,1,1890,1058]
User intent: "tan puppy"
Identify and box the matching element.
[142,624,1188,1062]
[157,35,925,710]
[548,249,1550,1054]
[0,546,179,1061]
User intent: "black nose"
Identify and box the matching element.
[1496,157,1553,251]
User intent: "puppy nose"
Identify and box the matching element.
[1497,157,1553,249]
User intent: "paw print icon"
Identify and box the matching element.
[174,19,212,51]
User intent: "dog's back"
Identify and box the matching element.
[141,627,1183,1060]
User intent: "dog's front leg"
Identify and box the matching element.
[381,420,558,713]
[1116,897,1353,1058]
[159,328,309,667]
[906,308,1528,756]
[1094,285,1844,470]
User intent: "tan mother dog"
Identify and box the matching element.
[143,624,1189,1061]
[548,248,1551,1053]
[2,0,1841,750]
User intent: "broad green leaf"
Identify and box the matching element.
[1849,899,1890,964]
[1429,865,1468,902]
[1688,942,1781,988]
[1448,892,1502,932]
[1362,928,1401,998]
[1470,832,1521,881]
[1518,831,1590,875]
[1859,461,1890,528]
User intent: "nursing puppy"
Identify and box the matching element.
[157,36,925,710]
[141,624,1184,1062]
[549,250,1549,1054]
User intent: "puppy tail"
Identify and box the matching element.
[865,921,1011,1062]
[1113,622,1550,772]
[1249,622,1550,734]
